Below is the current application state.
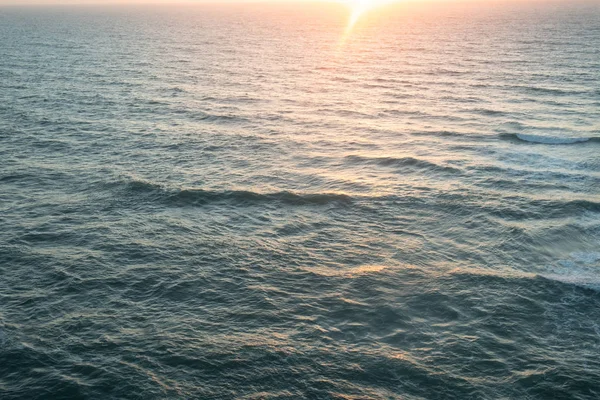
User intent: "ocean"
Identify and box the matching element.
[1,1,599,398]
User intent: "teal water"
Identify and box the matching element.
[1,2,600,399]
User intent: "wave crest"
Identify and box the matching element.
[173,189,352,206]
[345,155,460,173]
[107,178,352,207]
[540,252,600,291]
[502,133,599,144]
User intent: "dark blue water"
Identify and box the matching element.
[1,2,600,399]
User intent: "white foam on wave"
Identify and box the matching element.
[570,252,600,264]
[540,252,600,290]
[516,133,593,144]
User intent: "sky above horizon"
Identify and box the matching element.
[0,0,577,4]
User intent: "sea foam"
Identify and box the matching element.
[541,252,600,291]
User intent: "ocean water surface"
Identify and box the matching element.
[1,2,600,398]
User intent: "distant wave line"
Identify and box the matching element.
[501,133,600,145]
[105,179,353,207]
[344,155,461,173]
[99,178,600,218]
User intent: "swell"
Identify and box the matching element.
[102,178,600,218]
[0,174,33,183]
[104,178,352,207]
[344,155,460,174]
[163,107,249,125]
[481,198,600,220]
[500,133,600,145]
[507,85,588,97]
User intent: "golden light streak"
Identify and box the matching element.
[342,0,398,34]
[336,0,399,51]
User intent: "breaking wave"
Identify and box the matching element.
[539,252,600,291]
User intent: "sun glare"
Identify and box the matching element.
[342,0,397,33]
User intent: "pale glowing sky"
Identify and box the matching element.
[1,0,342,3]
[0,0,559,4]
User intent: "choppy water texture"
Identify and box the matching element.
[1,2,600,399]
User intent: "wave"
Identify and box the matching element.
[0,174,32,183]
[468,108,507,116]
[502,133,600,145]
[345,155,460,173]
[101,176,600,216]
[409,130,471,139]
[107,178,352,207]
[509,85,585,97]
[489,198,600,219]
[173,189,352,206]
[167,108,248,125]
[449,258,600,293]
[539,252,600,291]
[196,113,245,124]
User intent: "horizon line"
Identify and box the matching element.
[0,0,591,5]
